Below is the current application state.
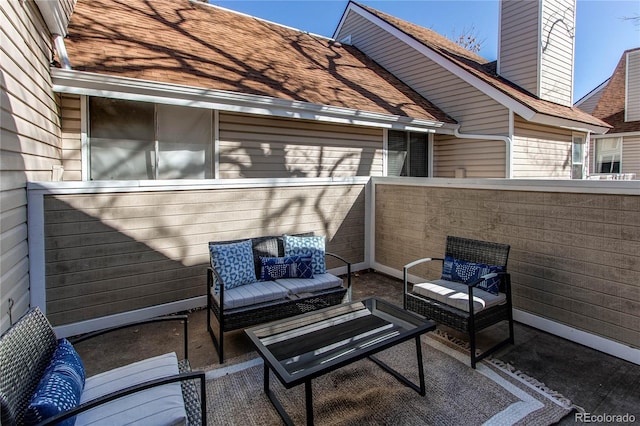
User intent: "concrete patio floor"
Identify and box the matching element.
[75,271,639,425]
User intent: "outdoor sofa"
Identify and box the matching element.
[0,307,206,425]
[207,233,351,363]
[403,236,514,368]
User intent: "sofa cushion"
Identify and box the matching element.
[209,239,257,290]
[77,352,186,426]
[283,235,326,274]
[214,281,290,309]
[24,339,85,426]
[275,273,343,295]
[412,279,506,313]
[259,256,314,280]
[441,256,504,295]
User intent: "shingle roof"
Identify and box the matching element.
[356,2,610,130]
[62,0,455,124]
[591,48,640,134]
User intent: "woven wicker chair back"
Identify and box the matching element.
[445,236,510,269]
[0,307,58,426]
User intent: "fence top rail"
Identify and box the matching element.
[371,177,639,196]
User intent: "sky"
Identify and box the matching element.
[210,0,639,102]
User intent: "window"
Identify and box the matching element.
[594,137,621,174]
[571,134,585,179]
[387,130,429,177]
[89,97,213,180]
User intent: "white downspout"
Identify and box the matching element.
[452,120,513,179]
[53,34,72,70]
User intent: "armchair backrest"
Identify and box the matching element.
[0,307,58,426]
[445,236,510,269]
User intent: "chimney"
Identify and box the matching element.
[497,0,576,107]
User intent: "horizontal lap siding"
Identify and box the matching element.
[1,1,61,333]
[219,112,383,178]
[43,184,366,326]
[512,115,575,178]
[622,135,640,176]
[433,135,507,178]
[61,94,82,181]
[498,0,540,95]
[337,11,509,135]
[375,183,640,349]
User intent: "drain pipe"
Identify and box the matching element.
[453,125,513,179]
[53,34,72,70]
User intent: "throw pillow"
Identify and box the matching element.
[24,338,86,426]
[209,239,257,291]
[260,255,314,280]
[441,255,504,295]
[283,235,326,274]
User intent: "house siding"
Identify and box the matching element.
[41,183,366,326]
[626,50,640,122]
[433,135,507,178]
[539,0,575,106]
[374,182,640,350]
[512,115,576,179]
[498,0,540,96]
[60,94,82,181]
[498,0,575,107]
[218,112,383,178]
[336,11,510,135]
[1,0,62,333]
[622,135,640,176]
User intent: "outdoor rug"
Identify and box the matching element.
[204,331,576,425]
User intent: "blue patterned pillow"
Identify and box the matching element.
[24,338,85,426]
[260,255,314,280]
[441,255,504,295]
[209,239,257,290]
[283,235,326,274]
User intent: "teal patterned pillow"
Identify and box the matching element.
[24,339,85,426]
[209,239,257,290]
[283,235,326,274]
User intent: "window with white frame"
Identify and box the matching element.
[387,130,429,177]
[571,134,585,179]
[89,97,213,180]
[594,137,621,174]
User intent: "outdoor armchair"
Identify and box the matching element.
[403,236,514,368]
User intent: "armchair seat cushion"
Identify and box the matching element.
[77,352,186,426]
[412,279,506,313]
[275,273,343,295]
[214,281,289,310]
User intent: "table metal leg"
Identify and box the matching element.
[305,380,314,425]
[369,335,426,395]
[263,363,296,426]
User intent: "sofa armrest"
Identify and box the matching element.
[69,315,189,360]
[207,266,225,310]
[35,370,207,426]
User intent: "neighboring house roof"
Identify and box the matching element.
[574,78,610,114]
[591,48,640,134]
[350,2,610,132]
[61,0,455,125]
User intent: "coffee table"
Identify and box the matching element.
[245,298,436,425]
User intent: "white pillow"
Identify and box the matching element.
[76,352,187,426]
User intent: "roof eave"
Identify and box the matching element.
[529,112,611,134]
[51,68,448,132]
